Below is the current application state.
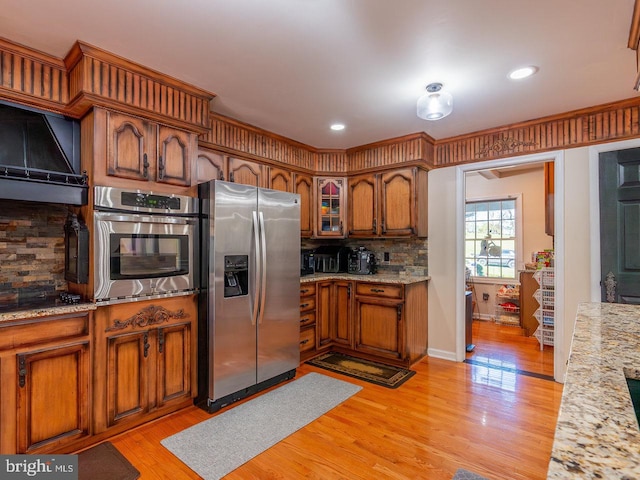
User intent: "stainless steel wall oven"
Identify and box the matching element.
[93,186,198,305]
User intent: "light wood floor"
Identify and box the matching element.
[108,340,563,480]
[466,319,555,378]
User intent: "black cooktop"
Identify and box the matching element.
[0,292,83,314]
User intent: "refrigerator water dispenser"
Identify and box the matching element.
[224,255,248,297]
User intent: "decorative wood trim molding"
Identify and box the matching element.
[63,41,214,132]
[105,304,188,332]
[0,37,69,112]
[201,113,435,174]
[200,112,318,170]
[434,97,640,166]
[346,132,435,172]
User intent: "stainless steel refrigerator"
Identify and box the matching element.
[197,180,301,412]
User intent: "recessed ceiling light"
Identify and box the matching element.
[508,66,539,80]
[330,123,345,131]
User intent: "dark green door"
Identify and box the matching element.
[599,148,640,304]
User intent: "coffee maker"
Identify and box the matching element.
[348,247,377,275]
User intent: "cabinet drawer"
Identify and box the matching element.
[0,312,90,351]
[300,311,316,328]
[299,326,316,353]
[356,282,403,299]
[300,283,316,296]
[300,296,316,312]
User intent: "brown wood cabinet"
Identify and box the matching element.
[353,280,428,367]
[519,270,540,337]
[316,280,354,349]
[315,177,347,238]
[348,167,428,238]
[354,283,404,361]
[270,166,293,192]
[294,174,314,238]
[544,161,554,237]
[93,295,197,435]
[299,282,317,361]
[195,148,266,187]
[0,311,92,454]
[87,108,196,190]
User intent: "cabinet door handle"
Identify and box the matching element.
[300,317,310,323]
[348,284,351,298]
[340,221,343,235]
[143,331,150,358]
[373,218,377,233]
[371,288,385,293]
[18,354,26,388]
[300,303,309,309]
[158,328,164,354]
[158,155,165,180]
[397,304,402,322]
[219,171,224,180]
[143,153,150,178]
[300,339,309,345]
[381,220,386,233]
[230,172,235,182]
[301,289,309,294]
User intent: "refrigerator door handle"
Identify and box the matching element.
[251,210,261,326]
[258,211,267,324]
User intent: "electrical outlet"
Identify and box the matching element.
[383,252,390,262]
[482,293,490,301]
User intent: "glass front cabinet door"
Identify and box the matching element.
[315,177,347,238]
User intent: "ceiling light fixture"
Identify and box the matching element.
[330,123,345,131]
[416,83,453,121]
[508,66,539,80]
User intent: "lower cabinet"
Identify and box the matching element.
[354,295,404,361]
[0,311,92,454]
[93,295,197,435]
[303,278,428,368]
[316,280,354,350]
[299,282,317,361]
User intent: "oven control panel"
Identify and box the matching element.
[121,192,181,210]
[93,186,198,216]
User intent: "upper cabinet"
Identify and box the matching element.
[315,177,347,238]
[544,161,554,237]
[294,174,314,238]
[195,148,266,188]
[87,108,197,190]
[348,167,428,238]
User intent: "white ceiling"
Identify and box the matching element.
[0,0,637,149]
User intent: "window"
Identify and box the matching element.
[465,198,517,279]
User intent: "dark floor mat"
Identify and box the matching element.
[78,441,140,480]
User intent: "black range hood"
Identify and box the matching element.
[0,100,87,206]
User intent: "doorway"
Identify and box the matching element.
[463,162,554,378]
[455,151,565,382]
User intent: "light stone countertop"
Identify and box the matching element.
[548,302,640,479]
[0,302,97,323]
[300,272,430,284]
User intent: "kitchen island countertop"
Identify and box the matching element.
[548,302,640,479]
[300,272,430,284]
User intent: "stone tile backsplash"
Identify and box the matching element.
[302,237,428,275]
[0,200,70,304]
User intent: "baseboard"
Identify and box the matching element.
[427,348,457,362]
[473,313,493,321]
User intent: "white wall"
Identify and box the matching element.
[427,166,458,361]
